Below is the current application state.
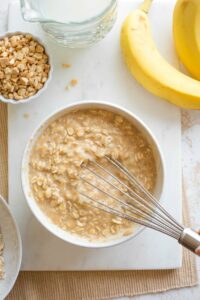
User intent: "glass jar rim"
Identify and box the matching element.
[20,0,117,26]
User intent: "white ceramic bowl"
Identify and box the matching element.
[0,195,22,299]
[21,101,165,248]
[0,31,52,105]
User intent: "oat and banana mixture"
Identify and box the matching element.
[29,109,156,241]
[0,232,4,279]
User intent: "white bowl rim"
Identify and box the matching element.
[0,31,53,105]
[0,195,22,299]
[21,100,165,248]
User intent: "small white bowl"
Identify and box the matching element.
[0,195,22,299]
[0,31,53,105]
[21,101,165,248]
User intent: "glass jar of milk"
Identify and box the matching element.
[20,0,117,47]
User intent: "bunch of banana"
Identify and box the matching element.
[173,0,200,80]
[120,0,200,109]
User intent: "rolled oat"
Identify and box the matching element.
[0,232,4,279]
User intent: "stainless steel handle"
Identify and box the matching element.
[179,228,200,254]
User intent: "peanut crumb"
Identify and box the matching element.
[70,79,78,86]
[66,79,78,91]
[62,63,71,68]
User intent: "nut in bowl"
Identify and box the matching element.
[22,102,165,248]
[0,31,52,104]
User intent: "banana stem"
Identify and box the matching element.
[139,0,153,13]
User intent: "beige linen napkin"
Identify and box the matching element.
[0,103,198,300]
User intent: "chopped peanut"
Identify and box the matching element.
[62,63,71,68]
[0,34,50,101]
[70,79,78,86]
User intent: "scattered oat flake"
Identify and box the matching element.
[62,63,71,68]
[66,84,71,91]
[0,232,4,279]
[23,113,30,119]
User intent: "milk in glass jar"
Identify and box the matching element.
[20,0,117,47]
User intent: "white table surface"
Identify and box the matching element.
[0,0,199,299]
[8,0,182,272]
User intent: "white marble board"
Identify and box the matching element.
[8,0,182,270]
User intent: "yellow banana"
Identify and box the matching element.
[120,0,200,109]
[173,0,200,80]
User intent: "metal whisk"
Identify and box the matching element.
[79,156,200,255]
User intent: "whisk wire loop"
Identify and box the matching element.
[79,156,184,241]
[88,162,183,235]
[78,157,200,254]
[105,156,183,231]
[80,167,182,237]
[79,192,180,240]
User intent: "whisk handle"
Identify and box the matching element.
[179,228,200,254]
